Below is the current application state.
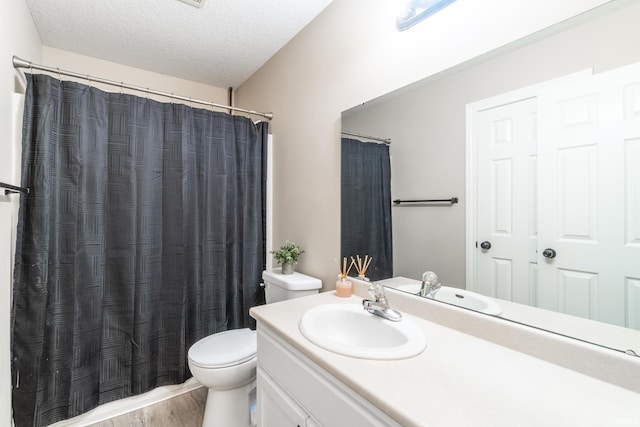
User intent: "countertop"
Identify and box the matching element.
[250,290,640,427]
[379,276,640,355]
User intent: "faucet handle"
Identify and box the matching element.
[368,282,384,300]
[363,282,403,321]
[422,271,438,285]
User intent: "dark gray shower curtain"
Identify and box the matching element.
[341,138,392,280]
[11,74,268,427]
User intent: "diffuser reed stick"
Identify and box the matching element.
[336,257,355,280]
[352,255,372,278]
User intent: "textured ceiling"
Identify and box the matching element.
[25,0,334,88]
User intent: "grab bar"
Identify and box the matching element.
[0,182,29,196]
[393,197,458,205]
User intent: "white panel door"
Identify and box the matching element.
[476,98,538,305]
[537,63,640,327]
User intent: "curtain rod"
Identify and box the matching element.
[12,56,273,120]
[341,130,391,145]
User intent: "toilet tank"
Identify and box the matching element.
[262,269,322,304]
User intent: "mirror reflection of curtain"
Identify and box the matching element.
[11,74,268,426]
[341,138,392,280]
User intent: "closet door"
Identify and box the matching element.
[475,97,538,305]
[537,63,640,328]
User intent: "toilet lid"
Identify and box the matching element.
[188,328,257,368]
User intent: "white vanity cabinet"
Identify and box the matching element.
[256,325,402,427]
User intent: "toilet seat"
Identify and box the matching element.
[188,328,257,369]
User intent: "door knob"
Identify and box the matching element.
[480,241,491,250]
[542,248,556,258]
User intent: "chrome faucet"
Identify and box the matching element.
[362,282,403,322]
[420,271,441,298]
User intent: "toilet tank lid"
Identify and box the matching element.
[262,269,322,290]
[188,328,257,368]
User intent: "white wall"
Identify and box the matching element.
[0,1,42,424]
[236,0,617,290]
[342,0,640,287]
[42,48,230,105]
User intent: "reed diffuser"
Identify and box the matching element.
[335,257,355,298]
[352,255,372,281]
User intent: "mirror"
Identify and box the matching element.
[341,1,640,355]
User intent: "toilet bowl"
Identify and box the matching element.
[188,328,257,427]
[188,269,322,427]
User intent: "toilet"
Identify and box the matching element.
[188,268,322,427]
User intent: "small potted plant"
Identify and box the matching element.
[272,241,304,274]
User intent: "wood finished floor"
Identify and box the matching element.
[87,387,207,427]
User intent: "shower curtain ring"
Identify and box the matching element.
[120,82,124,95]
[56,67,61,80]
[87,75,92,87]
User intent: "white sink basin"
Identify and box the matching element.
[299,303,426,360]
[397,284,502,316]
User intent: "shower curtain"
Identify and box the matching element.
[341,138,392,280]
[11,74,268,427]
